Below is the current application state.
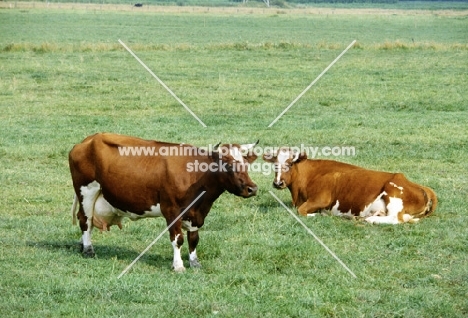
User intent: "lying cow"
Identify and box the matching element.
[69,133,258,271]
[263,147,437,224]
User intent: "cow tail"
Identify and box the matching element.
[71,194,78,225]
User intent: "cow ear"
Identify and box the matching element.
[262,151,276,163]
[245,153,258,164]
[292,151,307,163]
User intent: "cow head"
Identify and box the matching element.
[212,142,259,198]
[263,147,307,189]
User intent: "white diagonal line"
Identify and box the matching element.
[269,191,357,279]
[118,39,207,128]
[118,191,206,278]
[268,40,356,128]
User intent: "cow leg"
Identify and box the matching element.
[297,200,327,216]
[365,196,404,225]
[78,181,103,257]
[169,222,185,272]
[77,206,95,257]
[187,230,201,268]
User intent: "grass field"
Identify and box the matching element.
[1,3,468,317]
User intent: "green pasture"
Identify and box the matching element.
[9,0,468,11]
[0,5,467,317]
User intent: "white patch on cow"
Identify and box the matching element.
[189,249,201,268]
[116,204,163,221]
[389,182,404,194]
[315,200,352,218]
[365,196,404,224]
[229,147,244,163]
[80,182,99,244]
[79,183,97,251]
[360,191,387,218]
[94,194,118,218]
[81,181,101,219]
[182,220,199,232]
[276,149,290,184]
[81,181,163,224]
[147,204,163,217]
[189,250,198,262]
[172,234,185,272]
[82,230,92,247]
[402,214,413,223]
[387,197,404,216]
[277,149,290,165]
[329,200,342,216]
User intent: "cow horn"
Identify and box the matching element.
[240,140,259,151]
[292,150,300,162]
[212,142,221,152]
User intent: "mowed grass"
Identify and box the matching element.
[1,6,468,317]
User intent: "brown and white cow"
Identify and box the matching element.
[263,147,437,224]
[69,133,258,271]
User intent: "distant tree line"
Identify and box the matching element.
[277,0,465,3]
[228,0,466,3]
[284,0,399,3]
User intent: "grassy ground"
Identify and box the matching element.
[6,0,468,11]
[0,5,467,317]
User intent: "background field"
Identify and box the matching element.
[1,3,467,317]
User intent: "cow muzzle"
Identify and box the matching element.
[239,184,257,198]
[245,185,258,197]
[273,180,286,189]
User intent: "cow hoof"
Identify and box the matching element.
[190,259,202,269]
[82,245,95,258]
[173,266,186,273]
[365,216,378,224]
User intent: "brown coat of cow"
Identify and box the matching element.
[264,147,437,224]
[69,133,258,271]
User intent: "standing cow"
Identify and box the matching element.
[69,133,258,271]
[263,147,437,224]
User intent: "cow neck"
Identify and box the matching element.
[288,160,308,207]
[195,156,226,200]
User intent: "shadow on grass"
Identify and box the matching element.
[27,240,173,269]
[257,198,294,213]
